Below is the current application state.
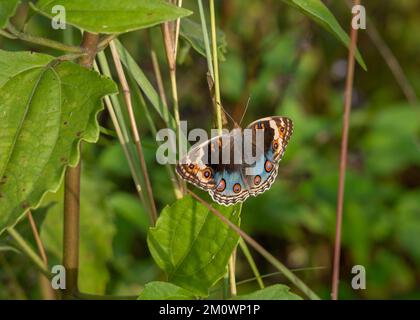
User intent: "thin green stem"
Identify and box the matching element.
[239,238,265,289]
[209,0,223,134]
[6,227,50,279]
[6,23,84,53]
[198,0,214,78]
[0,29,17,39]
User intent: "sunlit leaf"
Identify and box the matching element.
[33,0,192,34]
[147,195,240,296]
[0,50,117,234]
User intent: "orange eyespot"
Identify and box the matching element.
[272,141,279,150]
[216,179,226,192]
[188,164,195,170]
[280,126,285,132]
[254,175,261,185]
[265,160,273,172]
[233,183,242,193]
[203,168,212,179]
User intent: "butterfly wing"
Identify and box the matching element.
[177,134,250,205]
[176,137,219,191]
[242,116,293,196]
[176,116,293,205]
[208,134,249,205]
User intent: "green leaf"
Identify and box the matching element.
[33,0,192,34]
[138,281,196,300]
[40,174,116,294]
[282,0,366,70]
[147,195,241,296]
[0,0,20,28]
[0,50,117,235]
[233,284,302,300]
[180,18,227,61]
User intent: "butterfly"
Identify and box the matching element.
[176,116,294,206]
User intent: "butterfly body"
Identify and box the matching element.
[176,116,293,206]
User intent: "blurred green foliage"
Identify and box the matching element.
[0,0,419,299]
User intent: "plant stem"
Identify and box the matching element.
[63,32,99,299]
[209,0,223,134]
[149,43,170,124]
[28,211,56,299]
[0,29,17,39]
[63,162,81,297]
[188,190,320,300]
[6,23,84,53]
[228,249,237,296]
[109,40,158,225]
[331,0,360,300]
[198,0,214,78]
[239,238,264,289]
[95,55,148,205]
[97,34,119,52]
[7,227,50,279]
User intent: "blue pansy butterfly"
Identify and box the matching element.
[176,116,293,206]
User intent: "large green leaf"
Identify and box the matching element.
[40,173,116,294]
[282,0,366,70]
[0,0,20,28]
[138,281,196,300]
[32,0,192,34]
[0,50,117,235]
[233,284,302,300]
[147,195,240,296]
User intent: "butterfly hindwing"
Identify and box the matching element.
[176,138,218,191]
[210,168,250,205]
[242,116,293,196]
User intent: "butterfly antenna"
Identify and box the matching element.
[238,96,251,126]
[217,101,240,128]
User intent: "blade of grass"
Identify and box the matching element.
[209,0,223,135]
[109,40,158,225]
[95,53,148,207]
[127,73,183,199]
[6,226,50,279]
[239,238,265,289]
[198,0,214,78]
[115,40,176,129]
